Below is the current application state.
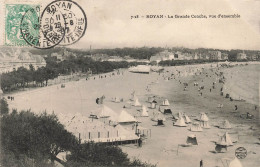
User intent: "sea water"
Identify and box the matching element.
[223,64,259,106]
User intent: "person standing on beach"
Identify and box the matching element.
[200,159,203,167]
[138,138,142,147]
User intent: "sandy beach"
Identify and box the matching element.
[5,63,260,167]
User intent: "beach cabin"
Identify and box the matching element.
[199,113,210,129]
[190,122,203,132]
[217,132,233,146]
[150,100,157,109]
[140,105,149,117]
[186,134,198,145]
[162,99,170,106]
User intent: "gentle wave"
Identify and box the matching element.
[223,64,259,106]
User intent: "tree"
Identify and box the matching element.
[0,98,9,115]
[1,111,78,166]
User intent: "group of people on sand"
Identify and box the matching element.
[8,96,14,101]
[90,70,123,81]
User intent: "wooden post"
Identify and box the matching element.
[89,132,90,139]
[79,133,81,144]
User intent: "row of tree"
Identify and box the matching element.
[29,46,260,61]
[0,103,155,167]
[0,65,58,92]
[158,59,227,66]
[0,56,145,93]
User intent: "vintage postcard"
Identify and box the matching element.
[0,0,259,167]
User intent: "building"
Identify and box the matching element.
[236,53,247,60]
[246,53,260,61]
[107,56,124,62]
[150,50,174,63]
[51,48,77,62]
[0,48,46,74]
[173,51,185,60]
[193,53,200,60]
[51,52,64,61]
[208,51,222,60]
[221,53,229,60]
[182,53,190,60]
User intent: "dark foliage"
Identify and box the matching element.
[158,59,225,66]
[66,143,156,167]
[0,110,78,166]
[0,56,145,93]
[0,109,156,167]
[0,98,9,115]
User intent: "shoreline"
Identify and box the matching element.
[221,64,259,106]
[3,62,260,167]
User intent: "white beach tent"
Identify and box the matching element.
[117,110,137,123]
[141,109,149,117]
[162,99,170,106]
[140,105,149,117]
[98,105,118,121]
[190,122,203,132]
[132,98,142,107]
[200,113,209,122]
[217,132,233,146]
[174,116,187,127]
[113,96,120,103]
[229,158,243,167]
[219,120,232,129]
[151,112,166,122]
[174,111,184,120]
[184,114,192,123]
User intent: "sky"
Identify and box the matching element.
[0,0,259,50]
[72,0,260,50]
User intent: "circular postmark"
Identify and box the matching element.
[20,0,87,49]
[235,147,247,159]
[20,5,66,49]
[42,0,87,46]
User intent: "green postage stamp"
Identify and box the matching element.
[5,4,40,46]
[2,0,87,48]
